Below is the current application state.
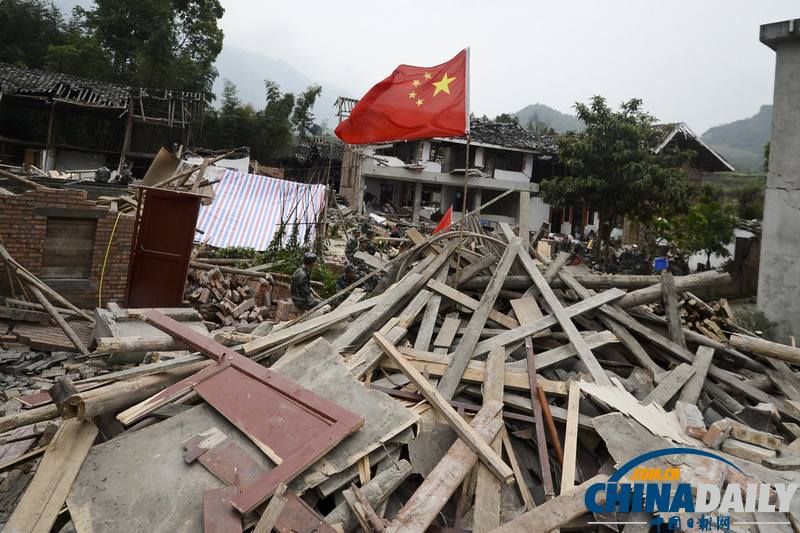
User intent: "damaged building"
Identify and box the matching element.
[0,62,206,176]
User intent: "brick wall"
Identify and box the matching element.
[0,188,135,309]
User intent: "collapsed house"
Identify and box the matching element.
[1,189,800,531]
[0,62,206,176]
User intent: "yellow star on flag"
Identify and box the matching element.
[416,98,424,107]
[408,91,417,99]
[424,72,432,80]
[432,73,456,96]
[412,80,421,87]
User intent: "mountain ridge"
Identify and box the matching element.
[512,103,584,133]
[701,105,771,173]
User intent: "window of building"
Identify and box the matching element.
[40,217,97,280]
[493,151,524,172]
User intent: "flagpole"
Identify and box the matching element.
[455,47,471,281]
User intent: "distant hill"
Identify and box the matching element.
[513,103,584,134]
[213,45,347,130]
[702,105,772,173]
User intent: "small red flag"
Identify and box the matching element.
[335,49,469,144]
[433,206,453,234]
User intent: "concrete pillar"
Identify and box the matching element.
[440,185,452,212]
[757,20,800,341]
[518,191,531,242]
[412,182,423,224]
[473,189,482,218]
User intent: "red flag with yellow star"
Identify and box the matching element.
[335,49,469,144]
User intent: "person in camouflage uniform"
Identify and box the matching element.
[333,264,360,306]
[345,227,361,262]
[291,252,319,310]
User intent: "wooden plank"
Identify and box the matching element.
[433,314,461,349]
[472,289,625,357]
[509,296,548,336]
[602,305,793,416]
[492,475,609,533]
[438,238,521,399]
[373,332,513,483]
[660,271,687,349]
[678,346,714,405]
[28,285,90,355]
[499,223,611,387]
[472,347,505,533]
[4,418,98,533]
[535,264,664,377]
[427,279,519,329]
[506,330,618,371]
[525,338,554,499]
[641,363,695,406]
[451,253,496,285]
[542,251,570,284]
[253,484,287,533]
[242,295,380,354]
[390,348,567,395]
[384,406,504,533]
[560,381,581,493]
[414,264,449,351]
[501,427,536,511]
[334,273,423,351]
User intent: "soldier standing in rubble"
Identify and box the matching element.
[345,226,362,262]
[291,252,319,310]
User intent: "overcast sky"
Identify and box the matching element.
[217,1,795,132]
[56,1,795,132]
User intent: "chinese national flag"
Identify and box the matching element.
[335,49,469,144]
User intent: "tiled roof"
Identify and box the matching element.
[0,62,205,109]
[295,137,344,163]
[440,118,558,154]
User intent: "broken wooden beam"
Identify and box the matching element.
[373,332,513,483]
[730,333,800,365]
[492,474,609,532]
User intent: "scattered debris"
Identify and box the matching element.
[2,160,800,533]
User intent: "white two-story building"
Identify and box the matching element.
[341,117,559,236]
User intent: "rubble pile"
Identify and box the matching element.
[184,266,273,328]
[1,217,799,532]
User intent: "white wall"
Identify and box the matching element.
[494,169,529,183]
[529,196,551,232]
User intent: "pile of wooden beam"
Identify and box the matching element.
[2,217,800,532]
[184,265,273,328]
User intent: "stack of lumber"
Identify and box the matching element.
[2,216,800,533]
[184,265,273,328]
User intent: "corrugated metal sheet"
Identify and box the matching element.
[195,170,325,251]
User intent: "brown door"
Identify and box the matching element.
[126,187,201,308]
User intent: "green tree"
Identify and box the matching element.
[46,0,225,96]
[663,186,738,269]
[291,84,322,140]
[257,80,296,161]
[540,96,692,259]
[763,142,770,173]
[0,0,67,68]
[494,113,519,124]
[734,180,764,220]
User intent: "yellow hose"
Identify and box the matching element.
[98,211,123,308]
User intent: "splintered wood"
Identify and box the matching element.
[4,212,800,533]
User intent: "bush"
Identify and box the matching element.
[734,180,764,220]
